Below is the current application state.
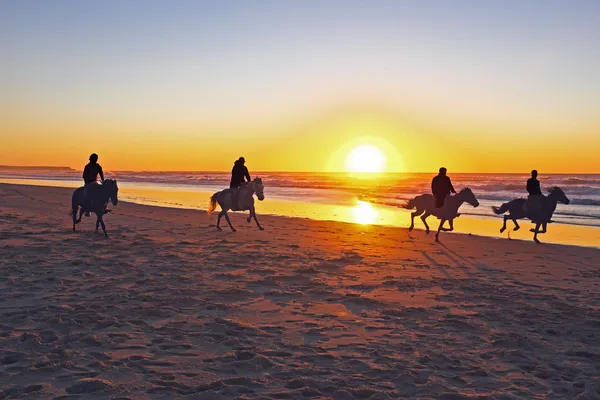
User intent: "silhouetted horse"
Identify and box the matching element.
[72,179,119,238]
[404,188,480,241]
[207,178,265,232]
[492,186,569,243]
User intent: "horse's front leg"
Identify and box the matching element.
[421,212,431,234]
[251,206,264,231]
[223,211,236,232]
[247,209,252,223]
[77,208,84,223]
[446,219,454,231]
[95,214,101,233]
[98,214,108,238]
[435,219,446,242]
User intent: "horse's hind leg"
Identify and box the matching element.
[421,212,431,234]
[409,209,422,232]
[223,212,236,232]
[512,217,520,231]
[72,206,78,231]
[500,215,508,233]
[533,222,542,243]
[95,215,101,233]
[217,211,224,230]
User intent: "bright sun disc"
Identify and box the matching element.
[344,144,387,173]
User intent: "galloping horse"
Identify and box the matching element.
[71,179,119,238]
[492,186,570,243]
[404,188,480,241]
[207,178,265,232]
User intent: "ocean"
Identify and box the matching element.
[1,167,599,229]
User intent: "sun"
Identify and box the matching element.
[344,144,387,173]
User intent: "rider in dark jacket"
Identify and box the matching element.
[527,170,542,196]
[431,167,456,208]
[230,157,251,188]
[83,153,104,214]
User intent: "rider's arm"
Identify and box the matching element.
[245,167,251,182]
[99,165,104,182]
[448,179,456,194]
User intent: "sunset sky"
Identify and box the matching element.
[2,0,599,173]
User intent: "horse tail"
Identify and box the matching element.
[492,203,509,215]
[403,198,415,209]
[207,193,219,215]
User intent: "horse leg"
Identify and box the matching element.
[251,206,264,230]
[512,217,520,231]
[409,209,422,232]
[72,206,78,231]
[533,222,542,243]
[247,210,252,224]
[421,212,431,234]
[435,219,445,242]
[500,215,508,233]
[77,208,84,223]
[223,211,236,232]
[95,214,101,233]
[99,214,108,238]
[445,219,454,231]
[217,211,224,231]
[540,222,547,233]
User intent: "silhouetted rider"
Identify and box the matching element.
[83,153,104,215]
[230,157,251,210]
[527,169,542,196]
[432,167,456,208]
[525,169,549,220]
[230,157,251,189]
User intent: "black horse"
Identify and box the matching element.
[72,179,119,238]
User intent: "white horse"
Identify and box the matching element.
[404,188,480,241]
[207,178,265,232]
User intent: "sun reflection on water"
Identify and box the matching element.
[351,200,379,225]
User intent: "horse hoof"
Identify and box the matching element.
[435,236,440,242]
[247,218,252,223]
[425,230,430,235]
[408,227,413,232]
[500,228,506,233]
[534,239,541,244]
[231,229,237,233]
[529,228,536,233]
[217,227,222,231]
[259,226,264,231]
[73,227,76,232]
[513,227,520,231]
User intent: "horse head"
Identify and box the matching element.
[253,178,265,201]
[548,186,569,205]
[103,179,119,206]
[460,187,479,208]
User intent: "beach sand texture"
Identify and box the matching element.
[1,183,599,399]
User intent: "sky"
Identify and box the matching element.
[1,0,599,173]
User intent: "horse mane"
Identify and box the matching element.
[548,186,562,194]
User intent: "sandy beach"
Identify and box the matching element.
[1,183,599,399]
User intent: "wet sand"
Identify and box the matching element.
[1,183,599,399]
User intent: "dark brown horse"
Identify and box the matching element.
[71,179,119,238]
